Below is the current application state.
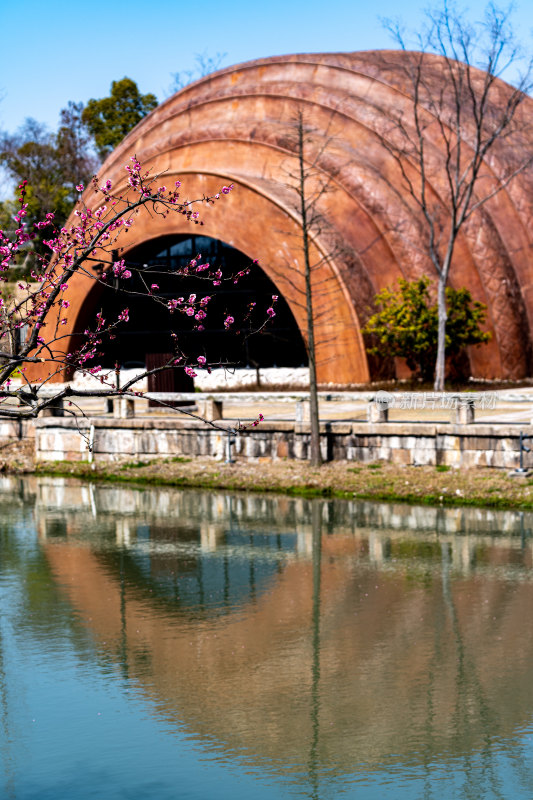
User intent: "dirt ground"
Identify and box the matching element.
[0,439,35,473]
[2,437,532,510]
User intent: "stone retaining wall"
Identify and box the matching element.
[35,417,531,470]
[0,419,34,442]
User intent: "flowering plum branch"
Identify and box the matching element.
[0,159,274,431]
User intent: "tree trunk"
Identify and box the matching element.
[304,224,321,465]
[298,115,322,467]
[434,277,447,392]
[308,326,321,466]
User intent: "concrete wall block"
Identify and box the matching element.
[155,432,173,454]
[155,431,180,454]
[137,432,156,455]
[417,436,437,450]
[332,424,351,435]
[375,446,390,461]
[367,400,389,423]
[499,437,519,453]
[207,432,218,455]
[330,437,348,460]
[38,450,67,461]
[162,431,181,454]
[256,436,270,458]
[38,430,81,458]
[178,432,193,455]
[191,432,205,455]
[295,399,310,424]
[36,432,56,456]
[195,433,207,456]
[97,429,136,455]
[287,434,296,459]
[410,447,436,466]
[0,420,30,438]
[182,433,194,455]
[196,432,208,455]
[245,436,263,458]
[483,450,495,468]
[351,447,365,461]
[393,449,411,465]
[293,436,308,460]
[439,450,462,467]
[62,433,85,453]
[437,435,460,450]
[456,400,475,424]
[114,397,135,419]
[459,449,490,468]
[197,398,223,421]
[463,436,493,452]
[275,435,289,459]
[346,445,358,461]
[212,432,225,460]
[198,432,210,455]
[199,433,209,456]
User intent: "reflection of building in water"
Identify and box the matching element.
[16,474,533,793]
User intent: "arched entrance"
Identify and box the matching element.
[94,234,308,371]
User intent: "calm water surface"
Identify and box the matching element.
[1,476,533,799]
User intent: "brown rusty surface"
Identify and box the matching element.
[27,51,533,385]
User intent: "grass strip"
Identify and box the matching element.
[32,458,533,511]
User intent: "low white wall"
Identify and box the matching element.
[194,367,310,391]
[71,367,310,392]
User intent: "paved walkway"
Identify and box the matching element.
[54,390,533,426]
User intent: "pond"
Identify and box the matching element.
[1,476,533,799]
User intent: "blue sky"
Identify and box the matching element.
[1,0,532,136]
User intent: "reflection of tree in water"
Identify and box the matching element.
[308,502,322,800]
[5,478,533,797]
[0,623,15,800]
[441,542,507,800]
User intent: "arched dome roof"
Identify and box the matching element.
[46,51,533,383]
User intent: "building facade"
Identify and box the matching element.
[31,52,533,385]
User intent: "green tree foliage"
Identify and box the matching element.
[82,78,158,160]
[363,276,491,382]
[0,108,96,273]
[1,118,69,222]
[56,102,98,196]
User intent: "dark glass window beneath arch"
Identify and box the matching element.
[95,234,308,370]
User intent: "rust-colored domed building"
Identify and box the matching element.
[37,52,533,385]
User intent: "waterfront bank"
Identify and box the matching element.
[31,454,533,510]
[4,434,533,510]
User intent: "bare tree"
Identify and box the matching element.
[381,1,533,390]
[273,110,347,467]
[170,52,227,94]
